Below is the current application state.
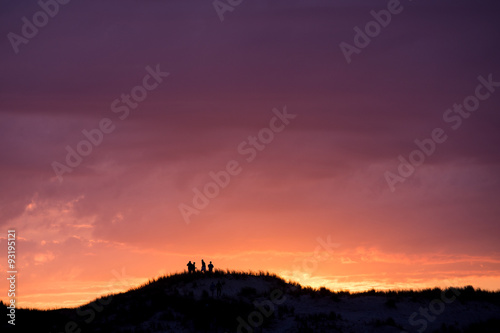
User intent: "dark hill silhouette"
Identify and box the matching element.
[2,270,500,332]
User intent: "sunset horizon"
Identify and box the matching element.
[1,0,500,330]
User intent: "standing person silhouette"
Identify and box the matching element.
[201,259,206,273]
[187,261,193,273]
[192,261,196,272]
[208,261,214,273]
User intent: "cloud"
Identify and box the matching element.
[34,251,55,265]
[1,0,500,309]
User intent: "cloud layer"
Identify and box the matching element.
[0,0,500,308]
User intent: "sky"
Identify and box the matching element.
[1,0,500,310]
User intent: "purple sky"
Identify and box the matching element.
[1,0,500,309]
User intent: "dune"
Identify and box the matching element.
[2,270,500,332]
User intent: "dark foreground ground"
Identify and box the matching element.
[2,271,500,332]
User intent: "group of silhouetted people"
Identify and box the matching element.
[186,259,214,274]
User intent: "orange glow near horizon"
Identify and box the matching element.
[2,239,500,310]
[1,0,500,314]
[2,195,500,310]
[5,270,500,310]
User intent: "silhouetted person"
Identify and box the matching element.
[187,261,193,274]
[201,259,206,273]
[208,261,214,273]
[192,261,196,272]
[210,282,216,297]
[216,281,222,297]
